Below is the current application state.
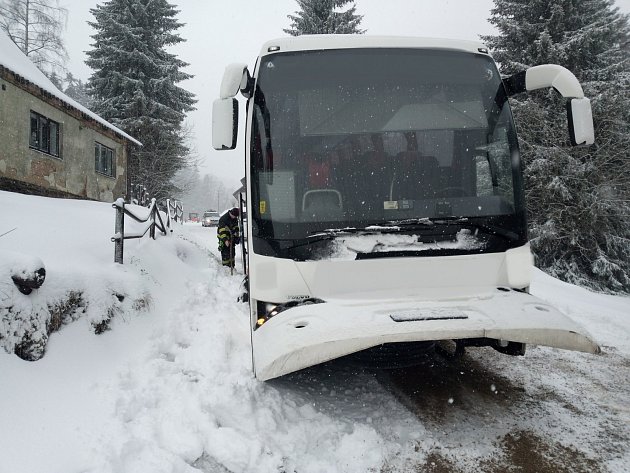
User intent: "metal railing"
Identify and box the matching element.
[130,182,150,206]
[166,199,184,227]
[111,198,183,264]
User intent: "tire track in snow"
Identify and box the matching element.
[377,346,630,472]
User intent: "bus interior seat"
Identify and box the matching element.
[302,189,344,220]
[389,152,439,200]
[307,157,332,188]
[337,150,390,217]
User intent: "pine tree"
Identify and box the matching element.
[86,0,196,201]
[63,72,91,109]
[482,0,630,293]
[0,0,68,76]
[284,0,364,36]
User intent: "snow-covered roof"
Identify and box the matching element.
[260,35,489,57]
[0,30,142,146]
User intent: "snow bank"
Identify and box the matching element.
[94,272,394,473]
[0,191,411,472]
[0,191,153,359]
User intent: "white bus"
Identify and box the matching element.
[213,35,598,381]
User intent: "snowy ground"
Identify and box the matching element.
[0,190,628,473]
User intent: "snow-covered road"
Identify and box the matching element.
[1,192,629,473]
[104,225,630,473]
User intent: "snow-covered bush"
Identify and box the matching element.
[0,249,151,361]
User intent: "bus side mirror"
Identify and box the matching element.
[212,98,238,150]
[503,65,586,98]
[567,98,594,146]
[503,65,595,146]
[220,63,251,99]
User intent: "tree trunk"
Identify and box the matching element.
[24,0,29,55]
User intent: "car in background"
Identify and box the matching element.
[188,212,199,223]
[202,210,220,227]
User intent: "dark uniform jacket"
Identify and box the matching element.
[217,212,240,251]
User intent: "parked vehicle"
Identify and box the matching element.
[213,35,598,381]
[202,210,220,227]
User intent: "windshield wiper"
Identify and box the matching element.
[307,225,405,238]
[453,219,520,241]
[283,229,355,250]
[290,226,403,249]
[383,218,520,241]
[296,218,519,249]
[416,218,521,241]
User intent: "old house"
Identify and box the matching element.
[0,31,141,202]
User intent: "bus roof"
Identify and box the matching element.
[260,35,489,57]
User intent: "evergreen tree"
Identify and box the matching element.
[46,70,63,89]
[0,0,68,76]
[284,0,364,36]
[63,72,91,109]
[482,0,630,293]
[86,0,196,201]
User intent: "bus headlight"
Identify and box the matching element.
[255,298,325,329]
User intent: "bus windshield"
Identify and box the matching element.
[250,48,526,256]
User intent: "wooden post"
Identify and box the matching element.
[150,198,160,239]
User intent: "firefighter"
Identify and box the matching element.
[217,207,240,268]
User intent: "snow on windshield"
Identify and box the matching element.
[323,229,484,260]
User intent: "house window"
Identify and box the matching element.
[95,142,115,177]
[29,111,60,157]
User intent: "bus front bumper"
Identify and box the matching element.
[252,288,599,381]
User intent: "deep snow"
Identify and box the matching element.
[1,190,628,473]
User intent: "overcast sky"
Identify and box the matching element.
[60,0,630,191]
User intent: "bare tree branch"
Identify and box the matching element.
[0,0,68,77]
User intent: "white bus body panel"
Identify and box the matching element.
[251,244,534,302]
[249,246,599,381]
